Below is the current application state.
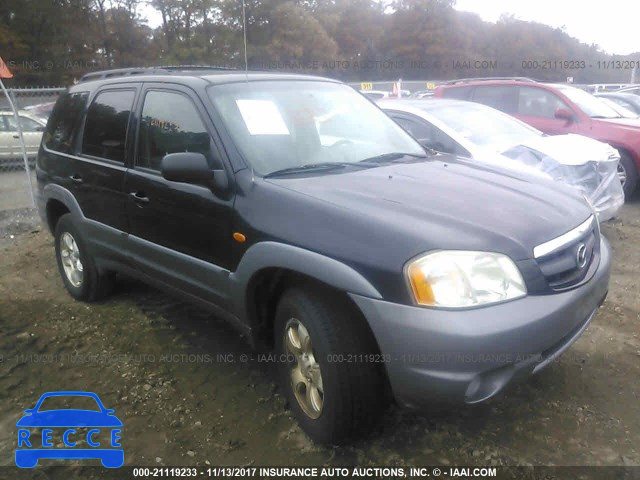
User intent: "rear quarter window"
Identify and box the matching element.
[440,85,473,100]
[44,91,89,153]
[472,85,519,114]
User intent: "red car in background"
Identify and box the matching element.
[434,78,640,196]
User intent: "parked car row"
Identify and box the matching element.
[379,99,624,222]
[430,78,640,197]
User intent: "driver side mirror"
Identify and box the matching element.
[161,152,229,196]
[554,107,575,122]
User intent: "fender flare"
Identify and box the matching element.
[42,184,86,225]
[229,241,382,323]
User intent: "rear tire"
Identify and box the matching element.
[619,151,638,198]
[54,214,114,302]
[274,286,384,444]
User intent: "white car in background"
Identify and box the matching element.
[380,99,625,222]
[0,110,47,168]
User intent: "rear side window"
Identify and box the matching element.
[137,90,212,171]
[441,86,472,100]
[44,92,89,153]
[82,90,135,162]
[472,86,518,113]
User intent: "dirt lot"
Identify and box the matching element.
[0,189,639,474]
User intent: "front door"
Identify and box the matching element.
[515,86,579,135]
[125,85,234,306]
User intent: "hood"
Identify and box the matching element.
[594,117,640,130]
[266,157,592,261]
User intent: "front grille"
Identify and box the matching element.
[534,216,599,290]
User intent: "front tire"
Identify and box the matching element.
[54,214,114,302]
[274,287,384,444]
[619,151,638,198]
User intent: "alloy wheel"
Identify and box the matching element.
[283,318,324,419]
[60,232,84,287]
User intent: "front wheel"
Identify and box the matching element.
[619,152,638,198]
[274,287,384,444]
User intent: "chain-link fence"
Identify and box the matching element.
[0,87,65,247]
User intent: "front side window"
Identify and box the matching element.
[518,87,569,118]
[45,91,89,153]
[207,81,424,175]
[392,115,433,141]
[137,91,212,171]
[5,116,44,132]
[82,90,135,162]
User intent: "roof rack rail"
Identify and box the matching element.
[444,77,537,85]
[79,65,236,83]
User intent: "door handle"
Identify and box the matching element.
[130,191,150,203]
[12,134,19,139]
[69,174,83,184]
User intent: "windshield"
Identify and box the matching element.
[555,85,621,118]
[208,81,424,175]
[425,103,541,149]
[598,98,638,118]
[38,395,101,412]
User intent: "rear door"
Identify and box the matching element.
[72,86,139,260]
[125,85,234,306]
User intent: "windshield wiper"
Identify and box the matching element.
[357,152,429,165]
[264,162,351,178]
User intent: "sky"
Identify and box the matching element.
[454,0,639,55]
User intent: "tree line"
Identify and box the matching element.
[0,0,638,86]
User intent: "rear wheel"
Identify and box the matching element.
[54,214,114,301]
[619,151,638,198]
[274,287,384,444]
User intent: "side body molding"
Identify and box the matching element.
[229,241,383,323]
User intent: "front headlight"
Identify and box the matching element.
[406,251,527,308]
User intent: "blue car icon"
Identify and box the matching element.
[16,391,123,468]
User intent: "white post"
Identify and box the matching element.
[0,79,35,207]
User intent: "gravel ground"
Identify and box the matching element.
[0,186,639,477]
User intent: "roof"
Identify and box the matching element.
[441,77,537,86]
[75,66,340,91]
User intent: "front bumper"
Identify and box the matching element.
[350,237,611,408]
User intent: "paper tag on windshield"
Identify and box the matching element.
[236,99,290,135]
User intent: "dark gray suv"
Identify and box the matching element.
[36,67,611,444]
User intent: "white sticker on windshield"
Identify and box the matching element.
[236,99,290,135]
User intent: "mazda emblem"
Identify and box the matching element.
[576,243,587,268]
